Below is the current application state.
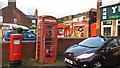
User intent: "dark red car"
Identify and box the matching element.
[64,36,120,68]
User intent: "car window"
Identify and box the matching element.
[22,32,36,38]
[22,32,27,38]
[117,37,120,47]
[108,38,118,48]
[7,31,15,37]
[27,33,36,38]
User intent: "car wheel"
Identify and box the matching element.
[93,61,103,68]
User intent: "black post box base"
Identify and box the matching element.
[10,60,22,67]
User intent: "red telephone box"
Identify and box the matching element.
[10,34,22,66]
[37,16,58,63]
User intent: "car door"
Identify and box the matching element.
[101,38,119,66]
[116,37,120,63]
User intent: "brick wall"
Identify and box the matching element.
[2,41,35,62]
[2,38,85,62]
[57,38,85,56]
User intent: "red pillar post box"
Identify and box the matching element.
[10,34,22,67]
[37,16,58,63]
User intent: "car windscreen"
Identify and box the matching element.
[78,37,106,48]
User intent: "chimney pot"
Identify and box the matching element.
[8,0,16,7]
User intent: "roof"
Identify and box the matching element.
[1,23,29,30]
[27,15,37,20]
[89,8,97,12]
[100,2,120,8]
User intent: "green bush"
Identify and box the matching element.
[31,25,36,29]
[16,27,23,34]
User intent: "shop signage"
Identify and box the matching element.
[38,19,57,23]
[100,3,120,20]
[44,19,57,22]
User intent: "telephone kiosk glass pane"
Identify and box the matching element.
[14,39,20,45]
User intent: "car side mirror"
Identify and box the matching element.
[106,46,111,50]
[101,46,111,53]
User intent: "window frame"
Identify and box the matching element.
[101,21,113,36]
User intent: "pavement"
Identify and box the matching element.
[2,56,120,68]
[2,56,67,68]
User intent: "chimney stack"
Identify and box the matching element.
[8,0,16,7]
[96,0,102,36]
[34,9,38,17]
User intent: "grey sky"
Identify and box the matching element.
[0,0,120,18]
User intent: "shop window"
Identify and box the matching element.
[118,26,120,36]
[58,28,64,37]
[118,21,120,24]
[101,21,112,36]
[104,27,111,36]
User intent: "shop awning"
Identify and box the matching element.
[57,24,69,29]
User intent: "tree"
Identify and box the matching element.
[27,8,34,15]
[16,27,23,34]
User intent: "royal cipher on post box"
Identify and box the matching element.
[10,34,22,66]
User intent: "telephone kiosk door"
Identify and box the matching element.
[38,16,57,63]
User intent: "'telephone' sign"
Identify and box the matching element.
[100,3,120,20]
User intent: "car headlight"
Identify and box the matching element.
[76,53,94,59]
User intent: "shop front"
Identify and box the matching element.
[57,23,70,37]
[73,22,85,37]
[100,3,120,36]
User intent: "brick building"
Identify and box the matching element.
[58,8,97,37]
[1,0,37,28]
[100,3,120,36]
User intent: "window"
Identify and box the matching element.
[108,38,118,48]
[0,16,3,23]
[32,20,36,23]
[117,38,120,46]
[78,37,106,48]
[58,28,64,34]
[117,20,120,36]
[118,21,120,25]
[2,25,10,30]
[14,18,17,23]
[101,21,112,36]
[104,27,111,36]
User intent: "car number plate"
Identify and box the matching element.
[65,58,73,64]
